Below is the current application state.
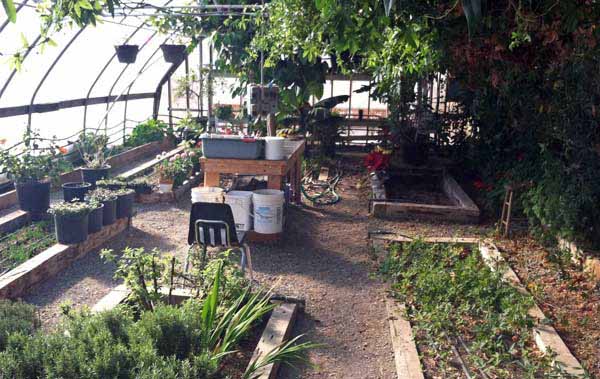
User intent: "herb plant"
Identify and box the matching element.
[124,119,170,148]
[381,241,580,378]
[76,132,110,169]
[86,188,118,202]
[48,201,94,217]
[0,221,54,272]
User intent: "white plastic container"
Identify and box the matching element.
[264,137,285,160]
[253,189,285,234]
[225,190,253,231]
[191,186,224,203]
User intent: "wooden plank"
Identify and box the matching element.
[386,299,425,379]
[91,284,131,313]
[0,190,17,211]
[119,145,184,179]
[248,302,299,379]
[0,210,30,235]
[479,242,585,377]
[370,233,481,245]
[0,217,130,299]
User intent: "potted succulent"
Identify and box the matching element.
[86,188,118,226]
[115,188,135,219]
[48,201,93,244]
[76,132,111,187]
[62,181,92,202]
[160,43,187,64]
[0,131,65,220]
[87,199,104,234]
[96,178,127,190]
[115,44,139,63]
[127,177,154,195]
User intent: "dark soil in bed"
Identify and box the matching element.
[384,173,454,206]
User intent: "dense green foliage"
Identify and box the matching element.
[381,241,579,377]
[125,120,170,148]
[0,300,39,351]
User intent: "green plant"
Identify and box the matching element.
[76,132,109,169]
[214,104,233,121]
[48,201,94,217]
[96,177,127,189]
[157,152,194,187]
[0,300,39,351]
[125,119,170,148]
[0,221,54,271]
[86,188,118,202]
[0,130,67,183]
[127,177,155,194]
[380,241,580,377]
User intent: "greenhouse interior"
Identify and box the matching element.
[0,0,598,378]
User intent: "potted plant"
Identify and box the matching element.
[62,181,92,202]
[160,43,187,63]
[214,104,234,122]
[76,132,111,187]
[115,188,135,219]
[48,201,93,244]
[0,131,65,220]
[96,178,127,190]
[127,177,154,195]
[87,199,104,234]
[115,44,139,63]
[86,188,118,226]
[156,152,194,193]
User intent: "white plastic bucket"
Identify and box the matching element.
[253,189,285,234]
[225,191,253,231]
[191,186,224,203]
[264,137,285,160]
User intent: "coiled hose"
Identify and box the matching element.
[301,169,342,205]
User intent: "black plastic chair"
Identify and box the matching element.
[187,202,253,279]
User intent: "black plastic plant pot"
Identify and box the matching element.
[53,213,89,245]
[15,180,50,219]
[88,203,104,234]
[101,198,118,226]
[115,45,139,64]
[116,192,135,219]
[160,44,186,63]
[81,166,111,187]
[62,182,92,203]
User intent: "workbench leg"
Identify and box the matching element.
[294,158,302,203]
[204,171,220,187]
[267,175,283,190]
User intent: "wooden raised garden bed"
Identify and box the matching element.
[93,285,300,379]
[0,217,130,299]
[372,234,585,378]
[135,172,203,204]
[369,168,480,223]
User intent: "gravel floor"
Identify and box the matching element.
[21,157,399,378]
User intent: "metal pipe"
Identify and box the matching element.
[27,27,87,132]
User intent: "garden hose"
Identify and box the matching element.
[301,169,342,205]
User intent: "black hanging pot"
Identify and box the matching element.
[115,45,139,64]
[54,212,89,245]
[81,165,111,188]
[15,180,50,220]
[62,182,92,202]
[160,44,187,64]
[88,203,104,234]
[116,191,135,219]
[101,198,118,226]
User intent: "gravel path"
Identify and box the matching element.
[24,156,402,378]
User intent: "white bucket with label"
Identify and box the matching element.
[253,189,285,234]
[264,137,285,160]
[191,186,224,203]
[225,191,253,231]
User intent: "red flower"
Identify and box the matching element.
[364,151,390,172]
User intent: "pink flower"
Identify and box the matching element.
[188,151,196,157]
[169,156,176,162]
[181,152,188,158]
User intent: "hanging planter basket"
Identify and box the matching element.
[115,45,139,64]
[160,44,187,64]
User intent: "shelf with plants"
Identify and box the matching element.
[0,221,54,276]
[380,240,585,379]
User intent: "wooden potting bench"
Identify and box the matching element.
[200,139,305,204]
